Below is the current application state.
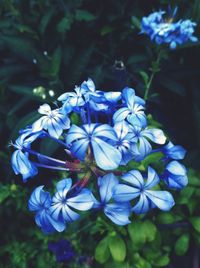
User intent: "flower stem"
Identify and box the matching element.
[144,48,163,100]
[24,148,66,166]
[33,162,69,171]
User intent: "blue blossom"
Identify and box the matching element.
[11,129,44,181]
[50,178,94,223]
[113,87,146,127]
[141,10,198,49]
[58,78,121,113]
[113,167,175,214]
[127,125,166,160]
[162,141,186,160]
[32,103,70,138]
[28,186,65,233]
[58,86,86,112]
[163,161,188,190]
[83,78,121,112]
[94,173,131,225]
[113,121,136,165]
[66,123,122,170]
[48,240,75,263]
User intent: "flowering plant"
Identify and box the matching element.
[141,8,198,49]
[11,78,188,234]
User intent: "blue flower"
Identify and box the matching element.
[50,178,94,223]
[58,86,86,112]
[113,121,136,165]
[66,123,122,170]
[11,129,44,181]
[28,186,65,233]
[113,87,146,127]
[127,125,166,160]
[48,240,75,263]
[113,167,175,214]
[11,150,38,182]
[162,141,186,160]
[141,10,198,49]
[163,161,188,190]
[32,103,70,138]
[82,78,121,112]
[94,173,131,225]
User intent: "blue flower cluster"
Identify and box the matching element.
[11,78,188,233]
[141,10,198,49]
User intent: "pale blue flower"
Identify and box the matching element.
[113,167,175,214]
[163,161,188,190]
[28,186,65,233]
[66,123,122,170]
[32,104,70,138]
[94,173,131,225]
[50,178,94,223]
[127,125,166,160]
[11,129,44,181]
[113,121,136,165]
[113,87,146,127]
[141,10,198,49]
[162,141,186,160]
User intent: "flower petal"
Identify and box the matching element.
[145,190,175,211]
[132,194,151,214]
[113,107,130,122]
[142,128,166,144]
[67,189,94,211]
[113,184,140,202]
[66,125,88,145]
[98,173,118,203]
[122,170,144,188]
[122,87,135,110]
[91,137,122,170]
[144,166,160,189]
[104,203,131,225]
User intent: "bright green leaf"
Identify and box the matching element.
[175,234,190,256]
[108,235,126,262]
[95,237,110,264]
[190,217,200,233]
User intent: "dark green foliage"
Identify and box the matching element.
[0,0,200,267]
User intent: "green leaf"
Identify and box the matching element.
[177,186,195,205]
[95,237,110,264]
[131,16,141,30]
[39,9,54,34]
[175,234,190,256]
[141,152,163,169]
[1,35,37,61]
[154,255,170,267]
[75,9,96,21]
[101,26,115,36]
[49,47,62,77]
[70,112,81,125]
[0,184,10,203]
[127,54,147,65]
[128,220,157,248]
[190,217,200,232]
[142,220,157,242]
[128,221,146,247]
[139,71,149,86]
[108,235,126,262]
[57,16,73,33]
[157,212,175,224]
